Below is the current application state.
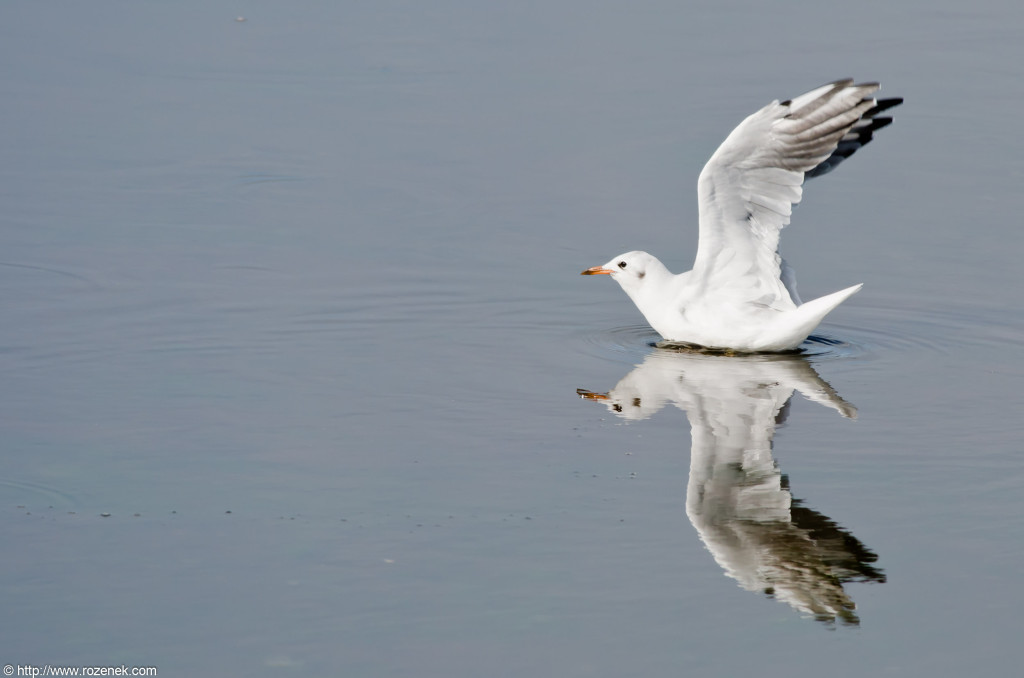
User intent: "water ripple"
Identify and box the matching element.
[0,260,96,285]
[0,478,79,510]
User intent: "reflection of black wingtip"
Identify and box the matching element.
[789,497,887,585]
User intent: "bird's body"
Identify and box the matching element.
[583,79,901,352]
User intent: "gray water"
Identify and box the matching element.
[3,2,1023,676]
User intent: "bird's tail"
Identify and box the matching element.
[788,283,863,340]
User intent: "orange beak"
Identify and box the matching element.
[581,266,614,276]
[576,388,609,401]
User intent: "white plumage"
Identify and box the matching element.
[583,79,902,352]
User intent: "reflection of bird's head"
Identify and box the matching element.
[576,387,652,420]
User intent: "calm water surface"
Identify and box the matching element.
[3,2,1023,676]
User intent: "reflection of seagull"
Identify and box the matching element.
[582,79,901,352]
[579,350,884,625]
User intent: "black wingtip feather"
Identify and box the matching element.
[804,87,901,180]
[870,116,894,131]
[868,98,903,116]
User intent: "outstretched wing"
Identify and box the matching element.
[692,79,901,307]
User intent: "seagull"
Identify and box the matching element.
[582,79,902,352]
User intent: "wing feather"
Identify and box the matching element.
[693,80,902,307]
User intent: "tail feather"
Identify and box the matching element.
[774,282,864,348]
[790,283,863,338]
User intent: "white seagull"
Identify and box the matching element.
[582,79,902,352]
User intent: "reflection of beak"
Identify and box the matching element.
[576,388,609,401]
[581,266,614,275]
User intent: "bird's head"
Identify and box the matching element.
[581,251,660,295]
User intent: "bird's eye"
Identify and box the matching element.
[618,261,627,269]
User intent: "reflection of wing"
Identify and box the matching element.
[579,350,882,625]
[689,475,885,626]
